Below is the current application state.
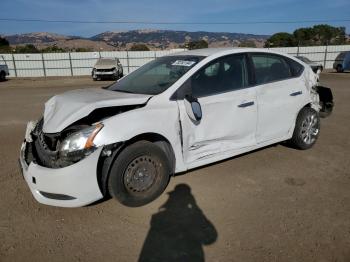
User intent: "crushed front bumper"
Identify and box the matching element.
[19,141,104,208]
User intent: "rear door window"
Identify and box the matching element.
[251,54,292,85]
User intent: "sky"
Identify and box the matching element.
[0,0,349,37]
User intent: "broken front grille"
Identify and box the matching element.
[96,68,114,72]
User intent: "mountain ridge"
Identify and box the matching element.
[2,29,270,50]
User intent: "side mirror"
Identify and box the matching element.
[184,95,202,121]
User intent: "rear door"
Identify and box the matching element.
[250,53,306,143]
[175,53,258,165]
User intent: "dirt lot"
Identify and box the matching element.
[0,73,349,262]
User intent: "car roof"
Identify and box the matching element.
[167,47,276,57]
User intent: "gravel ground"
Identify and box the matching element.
[0,73,349,262]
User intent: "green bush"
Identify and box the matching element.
[129,44,150,51]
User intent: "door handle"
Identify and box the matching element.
[290,91,302,96]
[238,101,254,108]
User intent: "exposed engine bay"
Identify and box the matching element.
[25,105,144,168]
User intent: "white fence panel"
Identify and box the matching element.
[43,53,71,77]
[13,53,44,77]
[0,54,15,77]
[2,46,350,77]
[70,52,99,76]
[128,51,156,73]
[271,47,298,54]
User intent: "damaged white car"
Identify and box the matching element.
[92,58,123,81]
[19,48,334,208]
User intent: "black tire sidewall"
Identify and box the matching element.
[291,107,320,150]
[0,71,5,81]
[336,65,343,73]
[108,141,171,207]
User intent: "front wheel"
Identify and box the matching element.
[289,107,320,150]
[108,141,171,207]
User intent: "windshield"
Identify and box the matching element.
[107,55,204,95]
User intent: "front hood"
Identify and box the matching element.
[94,64,116,70]
[43,88,152,133]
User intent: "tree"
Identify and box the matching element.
[15,44,39,53]
[0,37,11,53]
[0,37,9,47]
[293,27,315,46]
[129,43,150,51]
[74,47,93,52]
[186,40,208,50]
[41,45,66,53]
[265,32,296,47]
[238,40,256,48]
[312,24,346,45]
[293,24,346,46]
[266,24,347,47]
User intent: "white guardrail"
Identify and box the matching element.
[1,45,350,77]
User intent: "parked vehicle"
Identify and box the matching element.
[19,48,333,208]
[0,55,9,81]
[333,51,350,72]
[92,58,123,80]
[295,56,323,73]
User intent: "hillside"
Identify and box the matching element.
[91,29,269,49]
[3,29,269,50]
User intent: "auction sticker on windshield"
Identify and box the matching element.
[172,60,196,67]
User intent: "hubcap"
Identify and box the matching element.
[300,113,319,145]
[124,156,159,193]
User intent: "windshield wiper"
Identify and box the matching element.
[114,89,136,94]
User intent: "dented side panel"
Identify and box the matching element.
[178,87,257,165]
[256,76,309,143]
[93,99,186,172]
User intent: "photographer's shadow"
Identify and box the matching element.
[139,184,218,262]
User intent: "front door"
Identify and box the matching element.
[176,54,257,165]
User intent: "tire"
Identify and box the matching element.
[336,65,343,73]
[0,71,5,81]
[112,73,119,81]
[108,141,171,207]
[289,107,320,150]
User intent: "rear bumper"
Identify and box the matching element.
[19,141,103,207]
[316,86,334,118]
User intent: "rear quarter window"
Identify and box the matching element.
[285,57,304,77]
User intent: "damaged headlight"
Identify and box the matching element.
[60,123,103,158]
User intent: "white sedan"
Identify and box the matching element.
[19,48,333,207]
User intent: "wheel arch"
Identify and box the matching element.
[97,132,176,197]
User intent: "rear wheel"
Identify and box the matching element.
[289,107,320,150]
[108,141,171,207]
[336,64,343,73]
[0,71,6,81]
